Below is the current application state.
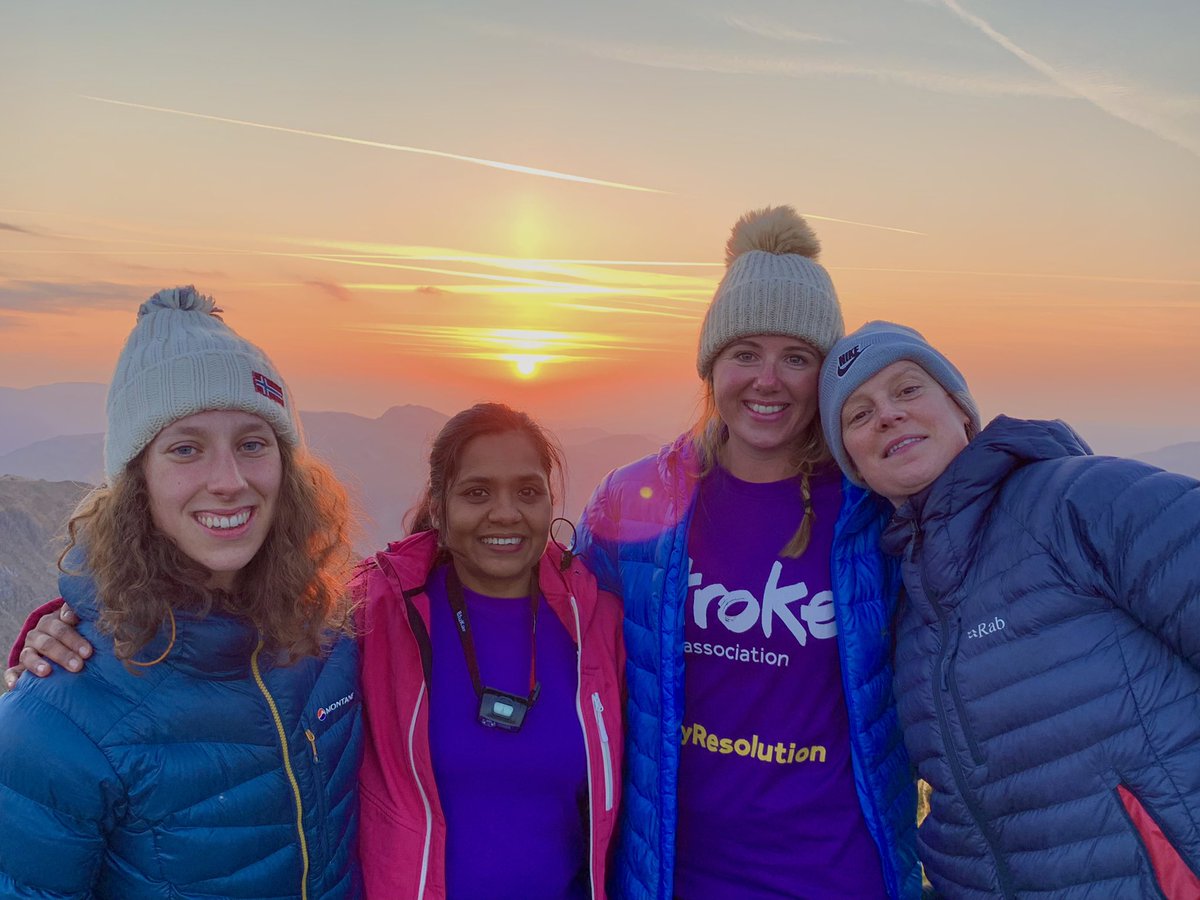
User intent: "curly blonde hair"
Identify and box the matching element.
[60,441,355,663]
[692,378,832,558]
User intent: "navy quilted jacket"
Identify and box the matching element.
[577,433,922,900]
[0,568,363,899]
[882,416,1200,898]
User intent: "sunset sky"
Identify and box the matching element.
[2,0,1198,454]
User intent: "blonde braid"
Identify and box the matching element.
[782,465,815,557]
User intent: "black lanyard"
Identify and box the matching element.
[445,564,541,731]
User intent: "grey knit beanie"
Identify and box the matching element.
[696,205,844,379]
[819,320,981,485]
[103,286,302,482]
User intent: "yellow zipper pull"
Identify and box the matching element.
[305,729,319,763]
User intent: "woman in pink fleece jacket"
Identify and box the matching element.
[352,402,625,898]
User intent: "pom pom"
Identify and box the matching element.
[724,205,820,266]
[138,285,219,319]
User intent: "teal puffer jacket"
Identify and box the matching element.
[0,569,362,899]
[577,433,921,900]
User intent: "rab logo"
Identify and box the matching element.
[966,616,1006,640]
[836,345,863,377]
[316,691,355,721]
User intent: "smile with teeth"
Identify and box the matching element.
[885,437,924,457]
[482,536,523,546]
[746,402,787,415]
[196,510,252,530]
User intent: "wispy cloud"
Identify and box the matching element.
[590,42,1069,99]
[0,280,144,312]
[81,96,670,193]
[836,266,1200,288]
[936,0,1200,158]
[305,280,354,303]
[468,21,1072,100]
[353,323,667,376]
[0,222,38,236]
[720,15,845,45]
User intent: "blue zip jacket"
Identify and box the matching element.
[576,434,921,899]
[879,416,1200,898]
[0,568,363,899]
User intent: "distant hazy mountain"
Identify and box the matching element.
[1134,443,1200,479]
[0,476,90,659]
[0,433,104,484]
[0,383,107,456]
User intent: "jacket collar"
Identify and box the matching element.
[60,567,260,678]
[883,415,1092,593]
[370,529,595,642]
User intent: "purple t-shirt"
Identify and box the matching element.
[427,564,589,900]
[675,464,887,899]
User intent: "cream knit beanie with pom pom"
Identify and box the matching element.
[696,205,844,378]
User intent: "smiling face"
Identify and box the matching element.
[142,409,283,591]
[440,430,553,598]
[840,361,971,506]
[710,334,822,482]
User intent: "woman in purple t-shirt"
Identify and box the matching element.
[578,206,920,898]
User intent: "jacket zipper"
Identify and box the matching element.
[377,552,434,899]
[568,594,599,900]
[591,692,614,811]
[303,728,332,866]
[408,681,433,899]
[940,617,984,766]
[916,545,1015,897]
[251,639,310,900]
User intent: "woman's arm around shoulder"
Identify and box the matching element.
[5,600,91,688]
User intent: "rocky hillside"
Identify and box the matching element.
[0,476,90,659]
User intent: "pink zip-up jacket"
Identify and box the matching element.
[352,530,625,899]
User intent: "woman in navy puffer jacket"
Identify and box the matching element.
[0,288,362,898]
[819,320,1200,899]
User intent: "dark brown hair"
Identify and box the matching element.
[405,402,565,543]
[60,441,355,663]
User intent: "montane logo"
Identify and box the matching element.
[966,616,1006,640]
[836,345,863,377]
[317,691,355,721]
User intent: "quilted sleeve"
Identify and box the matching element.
[1060,457,1200,668]
[0,686,124,896]
[577,469,624,600]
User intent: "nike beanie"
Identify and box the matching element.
[819,320,981,485]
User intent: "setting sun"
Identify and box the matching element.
[510,354,545,378]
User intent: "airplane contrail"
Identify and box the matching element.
[80,95,669,193]
[937,0,1200,159]
[801,213,925,236]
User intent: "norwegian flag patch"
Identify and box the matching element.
[252,371,285,406]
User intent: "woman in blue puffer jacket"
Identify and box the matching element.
[819,320,1200,899]
[0,287,362,898]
